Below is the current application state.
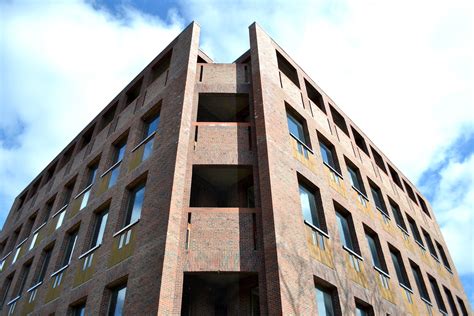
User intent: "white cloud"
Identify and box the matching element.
[0,1,184,223]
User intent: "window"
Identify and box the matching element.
[276,51,299,88]
[287,111,309,147]
[79,125,94,151]
[85,162,99,187]
[14,261,31,297]
[410,260,430,302]
[369,182,388,216]
[61,229,79,267]
[34,247,52,285]
[315,284,338,316]
[91,209,109,248]
[319,137,340,173]
[365,228,387,273]
[113,141,127,165]
[443,286,459,316]
[140,109,161,161]
[125,78,143,106]
[355,300,374,316]
[99,102,117,132]
[421,228,438,260]
[335,206,359,254]
[403,179,418,204]
[42,197,55,224]
[428,274,447,313]
[0,274,13,308]
[351,127,369,155]
[62,179,76,207]
[387,164,403,189]
[197,94,249,122]
[304,79,325,113]
[150,49,172,84]
[406,214,424,247]
[435,241,452,271]
[329,104,349,136]
[389,245,411,289]
[417,194,431,218]
[109,284,127,316]
[456,296,468,316]
[72,302,86,316]
[59,144,75,170]
[346,160,366,195]
[124,184,145,227]
[108,138,127,188]
[299,181,326,232]
[389,200,407,231]
[370,146,387,174]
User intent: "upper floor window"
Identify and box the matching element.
[299,181,326,232]
[91,209,109,248]
[85,162,99,187]
[406,214,424,247]
[329,104,349,136]
[443,286,459,316]
[346,160,366,195]
[109,284,127,316]
[369,182,388,216]
[33,247,52,285]
[319,137,340,173]
[428,274,447,314]
[421,228,438,260]
[351,127,369,156]
[14,261,31,297]
[62,179,76,207]
[403,179,418,204]
[61,229,79,268]
[389,245,411,290]
[435,241,452,271]
[123,184,145,227]
[0,274,13,308]
[387,164,403,190]
[410,260,430,302]
[389,199,407,232]
[72,302,86,316]
[315,283,338,316]
[417,194,431,218]
[304,79,325,113]
[370,146,387,174]
[364,227,387,273]
[456,296,468,316]
[276,51,300,88]
[335,206,359,255]
[355,300,374,316]
[113,141,127,165]
[286,111,309,147]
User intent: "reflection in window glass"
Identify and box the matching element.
[109,285,127,316]
[315,286,335,316]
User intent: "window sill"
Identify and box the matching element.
[397,224,410,236]
[0,251,12,261]
[78,244,101,259]
[16,237,29,248]
[323,161,343,179]
[289,133,314,154]
[351,186,368,200]
[7,295,21,305]
[131,131,156,152]
[304,220,330,239]
[74,182,94,200]
[113,219,140,237]
[100,160,122,178]
[414,240,426,251]
[373,265,390,279]
[399,282,413,294]
[32,222,47,234]
[430,253,440,263]
[342,245,364,261]
[27,282,43,293]
[50,264,69,278]
[52,204,68,218]
[421,297,433,307]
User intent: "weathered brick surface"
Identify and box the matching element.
[0,21,470,316]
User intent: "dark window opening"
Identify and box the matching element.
[403,180,418,204]
[304,79,325,113]
[443,286,459,316]
[150,50,172,83]
[329,104,349,136]
[45,162,58,184]
[364,226,388,273]
[62,178,76,207]
[17,193,27,211]
[29,180,40,198]
[314,278,340,316]
[417,194,431,218]
[108,283,127,316]
[71,301,86,316]
[428,274,447,313]
[388,164,403,190]
[61,229,79,268]
[298,178,327,233]
[319,133,341,173]
[276,51,300,88]
[59,144,76,170]
[351,127,369,155]
[406,214,424,246]
[369,181,388,215]
[334,202,360,255]
[142,104,161,139]
[190,165,255,208]
[389,244,411,289]
[91,209,109,248]
[287,107,311,148]
[0,274,14,308]
[410,260,430,302]
[355,298,374,316]
[346,159,366,195]
[123,183,145,227]
[197,55,207,63]
[422,228,438,259]
[42,197,55,224]
[457,296,468,316]
[435,241,451,270]
[99,103,117,132]
[79,125,95,150]
[85,162,99,187]
[34,246,53,285]
[125,78,143,106]
[370,146,387,174]
[389,199,407,231]
[181,272,259,316]
[197,93,250,122]
[14,261,31,297]
[22,212,37,240]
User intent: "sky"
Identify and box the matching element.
[1,0,473,307]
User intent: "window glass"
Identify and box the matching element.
[429,276,447,313]
[109,285,127,316]
[422,230,438,259]
[336,212,354,250]
[36,248,52,284]
[114,143,126,164]
[411,263,430,301]
[390,202,406,230]
[348,166,364,193]
[299,184,320,228]
[356,306,369,316]
[315,286,335,316]
[408,217,423,245]
[73,303,86,316]
[62,230,78,267]
[370,185,386,213]
[125,185,145,226]
[320,143,337,170]
[144,115,160,139]
[287,113,307,144]
[390,249,410,288]
[91,211,108,248]
[366,234,382,270]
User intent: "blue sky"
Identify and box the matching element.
[1,0,473,308]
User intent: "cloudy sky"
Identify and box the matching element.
[1,0,473,306]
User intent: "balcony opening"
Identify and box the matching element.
[125,78,143,106]
[304,79,325,113]
[190,165,255,208]
[329,104,349,136]
[276,51,300,88]
[181,272,259,316]
[351,127,369,155]
[197,93,250,123]
[150,50,172,84]
[370,146,387,174]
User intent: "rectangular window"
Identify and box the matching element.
[113,141,127,165]
[335,206,359,254]
[406,214,424,247]
[276,51,300,88]
[109,284,127,316]
[370,146,387,174]
[428,274,447,313]
[72,302,86,316]
[304,79,325,113]
[62,179,76,207]
[369,182,388,215]
[456,296,468,316]
[125,78,143,106]
[42,198,55,224]
[435,241,452,271]
[140,110,160,161]
[410,260,430,302]
[389,245,411,289]
[417,194,431,218]
[299,181,326,232]
[387,164,403,189]
[287,111,309,147]
[34,247,52,284]
[319,137,340,173]
[14,262,31,297]
[150,50,172,83]
[364,227,387,273]
[329,104,349,136]
[351,127,368,155]
[108,137,127,188]
[85,163,99,187]
[197,94,249,123]
[389,200,407,231]
[355,300,374,316]
[346,160,366,195]
[422,228,438,260]
[443,286,459,316]
[0,275,13,308]
[61,229,79,267]
[124,184,145,227]
[315,284,338,316]
[99,102,117,132]
[90,209,108,248]
[403,179,418,204]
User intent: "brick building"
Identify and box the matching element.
[0,22,471,315]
